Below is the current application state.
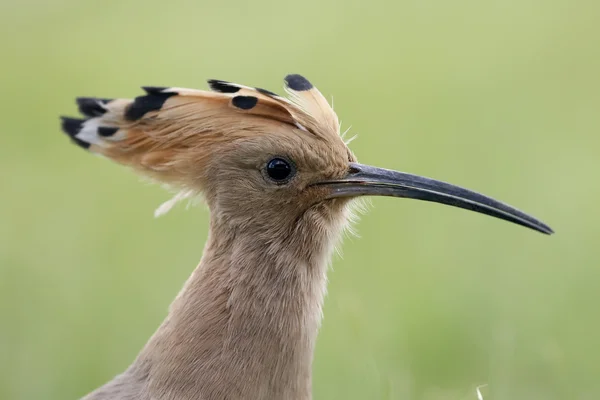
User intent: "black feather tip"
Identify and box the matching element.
[142,86,169,95]
[61,116,83,136]
[125,91,176,121]
[207,79,241,94]
[76,98,111,117]
[256,87,279,97]
[284,74,313,91]
[232,96,258,110]
[60,117,90,149]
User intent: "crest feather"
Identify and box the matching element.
[283,74,340,138]
[59,75,344,213]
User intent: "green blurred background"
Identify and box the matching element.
[1,1,599,399]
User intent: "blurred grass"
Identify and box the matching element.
[1,0,599,399]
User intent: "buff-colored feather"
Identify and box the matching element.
[61,75,343,194]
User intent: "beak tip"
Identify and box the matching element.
[533,221,554,235]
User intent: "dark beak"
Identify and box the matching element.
[317,162,553,235]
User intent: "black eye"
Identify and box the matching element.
[266,158,294,183]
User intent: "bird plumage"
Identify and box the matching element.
[60,74,552,400]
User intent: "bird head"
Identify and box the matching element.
[61,74,552,235]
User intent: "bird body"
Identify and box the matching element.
[61,74,552,400]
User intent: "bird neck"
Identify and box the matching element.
[133,204,349,400]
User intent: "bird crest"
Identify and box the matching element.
[61,74,348,214]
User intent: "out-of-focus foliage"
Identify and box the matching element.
[1,1,599,399]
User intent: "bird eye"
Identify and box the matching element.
[265,158,294,183]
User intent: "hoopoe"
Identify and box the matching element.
[60,74,552,400]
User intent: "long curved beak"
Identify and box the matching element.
[317,162,553,235]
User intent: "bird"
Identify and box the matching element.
[60,74,553,400]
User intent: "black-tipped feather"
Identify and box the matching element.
[125,91,176,121]
[61,117,84,136]
[232,96,258,110]
[284,74,313,91]
[256,87,280,97]
[207,79,241,94]
[76,98,110,117]
[142,86,169,95]
[60,117,90,149]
